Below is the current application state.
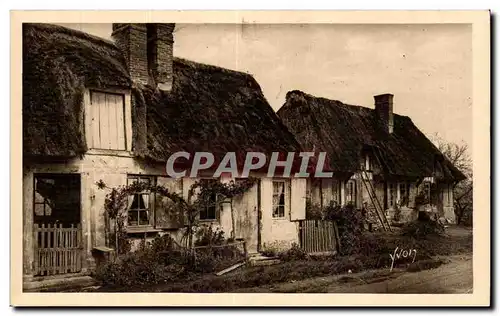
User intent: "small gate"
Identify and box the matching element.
[299,220,340,254]
[33,223,83,276]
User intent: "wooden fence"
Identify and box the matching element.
[298,220,340,254]
[33,223,82,276]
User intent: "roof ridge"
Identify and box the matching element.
[27,23,258,83]
[285,89,410,119]
[173,57,255,79]
[25,23,120,51]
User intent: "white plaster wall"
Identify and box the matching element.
[24,156,306,274]
[23,152,169,274]
[259,178,299,252]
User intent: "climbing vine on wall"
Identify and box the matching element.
[95,177,257,254]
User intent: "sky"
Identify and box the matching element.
[59,23,472,149]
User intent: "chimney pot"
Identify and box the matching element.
[374,93,394,134]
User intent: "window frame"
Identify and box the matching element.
[198,179,219,222]
[126,175,157,229]
[387,181,410,209]
[33,173,81,226]
[345,179,357,206]
[272,179,289,219]
[398,182,408,207]
[84,88,132,153]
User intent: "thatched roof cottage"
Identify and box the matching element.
[278,90,466,229]
[22,23,308,287]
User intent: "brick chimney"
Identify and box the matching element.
[112,23,175,91]
[374,93,394,134]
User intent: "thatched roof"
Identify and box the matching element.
[23,23,131,157]
[277,90,466,181]
[23,23,301,164]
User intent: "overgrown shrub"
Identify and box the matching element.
[305,198,323,220]
[194,225,226,246]
[94,246,183,287]
[278,243,308,261]
[324,203,365,255]
[400,219,445,238]
[191,226,246,273]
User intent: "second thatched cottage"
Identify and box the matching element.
[22,23,308,286]
[277,90,466,229]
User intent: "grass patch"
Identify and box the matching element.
[95,227,472,293]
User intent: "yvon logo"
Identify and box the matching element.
[389,246,417,272]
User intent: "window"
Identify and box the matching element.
[272,180,289,218]
[89,91,126,150]
[399,182,408,206]
[34,178,54,218]
[387,183,397,208]
[421,177,437,204]
[345,179,357,206]
[387,181,411,208]
[33,174,81,226]
[199,179,218,221]
[127,175,156,226]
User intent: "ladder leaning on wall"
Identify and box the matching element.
[359,169,392,232]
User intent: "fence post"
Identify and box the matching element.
[333,221,341,254]
[33,224,39,276]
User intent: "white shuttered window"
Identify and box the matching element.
[89,91,126,150]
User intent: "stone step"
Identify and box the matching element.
[248,254,281,266]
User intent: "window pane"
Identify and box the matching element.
[34,191,45,204]
[128,211,138,226]
[272,181,287,218]
[207,205,216,220]
[142,194,149,209]
[278,190,285,206]
[138,210,149,225]
[200,209,208,220]
[130,194,140,210]
[273,205,283,218]
[279,205,285,217]
[273,182,285,195]
[34,203,45,216]
[45,203,52,216]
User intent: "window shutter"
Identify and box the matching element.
[290,178,307,221]
[155,176,184,229]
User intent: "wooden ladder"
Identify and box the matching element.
[359,169,392,232]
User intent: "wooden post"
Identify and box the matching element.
[33,224,39,276]
[242,241,248,261]
[40,223,45,275]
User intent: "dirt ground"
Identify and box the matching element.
[87,225,472,293]
[233,226,473,294]
[233,254,472,293]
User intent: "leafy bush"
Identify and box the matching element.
[323,203,365,255]
[305,198,323,220]
[194,225,226,246]
[260,242,281,257]
[400,219,445,238]
[278,243,308,261]
[94,247,183,287]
